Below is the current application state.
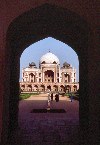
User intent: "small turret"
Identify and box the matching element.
[63,62,70,68]
[29,62,37,68]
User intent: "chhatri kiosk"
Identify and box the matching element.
[20,52,79,92]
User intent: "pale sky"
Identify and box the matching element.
[20,37,79,81]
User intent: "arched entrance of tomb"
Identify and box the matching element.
[53,85,58,92]
[73,85,77,92]
[21,85,25,92]
[60,85,65,92]
[39,85,45,92]
[47,85,51,91]
[34,85,38,91]
[27,85,32,92]
[44,70,54,83]
[66,85,71,92]
[3,3,95,144]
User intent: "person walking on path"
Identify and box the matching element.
[51,93,53,101]
[70,93,73,102]
[55,93,59,102]
[47,89,51,101]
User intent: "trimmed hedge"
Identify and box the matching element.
[65,93,79,101]
[19,93,39,100]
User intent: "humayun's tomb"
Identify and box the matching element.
[20,52,79,92]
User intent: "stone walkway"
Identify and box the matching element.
[8,94,79,145]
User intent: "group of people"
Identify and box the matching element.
[50,93,59,102]
[47,89,59,102]
[48,90,73,103]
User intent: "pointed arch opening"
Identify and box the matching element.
[5,3,90,144]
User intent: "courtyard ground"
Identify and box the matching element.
[8,93,79,145]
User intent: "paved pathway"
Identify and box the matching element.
[8,94,79,145]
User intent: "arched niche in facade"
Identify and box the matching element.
[53,85,58,91]
[66,85,71,92]
[64,73,70,82]
[21,85,25,92]
[29,73,35,82]
[60,85,65,92]
[34,85,38,91]
[27,85,32,92]
[47,85,51,91]
[44,70,54,83]
[40,85,45,92]
[73,85,77,92]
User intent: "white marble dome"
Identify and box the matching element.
[40,52,60,65]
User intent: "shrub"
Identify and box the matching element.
[19,93,39,100]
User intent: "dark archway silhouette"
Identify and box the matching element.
[2,3,99,145]
[6,2,89,138]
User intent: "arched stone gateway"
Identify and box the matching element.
[47,85,51,91]
[34,85,38,91]
[27,85,32,92]
[39,85,45,92]
[53,85,58,92]
[60,85,65,92]
[73,85,77,92]
[66,85,71,93]
[0,1,99,145]
[21,85,25,92]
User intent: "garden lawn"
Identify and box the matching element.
[19,93,39,100]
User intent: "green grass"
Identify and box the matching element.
[19,93,39,100]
